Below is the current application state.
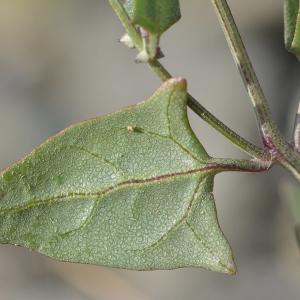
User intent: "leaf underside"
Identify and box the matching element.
[124,0,181,34]
[0,78,235,273]
[285,0,300,58]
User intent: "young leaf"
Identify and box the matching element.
[0,78,235,273]
[284,0,300,59]
[123,0,181,61]
[124,0,181,34]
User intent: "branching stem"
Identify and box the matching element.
[148,59,269,160]
[108,0,269,161]
[210,0,300,180]
[210,0,274,137]
[109,0,300,180]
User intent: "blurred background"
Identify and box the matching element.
[0,0,300,299]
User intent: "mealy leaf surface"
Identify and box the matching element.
[285,0,300,59]
[0,78,235,273]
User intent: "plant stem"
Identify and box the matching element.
[211,158,272,174]
[210,0,300,180]
[110,0,143,49]
[293,102,300,152]
[210,0,274,137]
[187,94,269,160]
[108,0,269,161]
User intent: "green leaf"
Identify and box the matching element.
[124,0,181,35]
[123,0,181,61]
[284,0,300,59]
[0,78,235,273]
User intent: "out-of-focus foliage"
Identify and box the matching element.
[284,0,300,59]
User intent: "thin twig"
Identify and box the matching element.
[210,0,300,179]
[210,0,276,138]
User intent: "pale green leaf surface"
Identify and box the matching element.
[284,0,300,58]
[123,0,181,61]
[124,0,181,34]
[0,78,235,273]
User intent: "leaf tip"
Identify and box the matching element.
[161,77,187,91]
[226,264,237,275]
[213,250,237,275]
[170,76,187,86]
[223,249,237,274]
[218,258,237,275]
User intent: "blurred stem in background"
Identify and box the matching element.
[293,102,300,152]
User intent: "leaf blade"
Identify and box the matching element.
[125,0,181,34]
[284,0,300,59]
[0,78,235,273]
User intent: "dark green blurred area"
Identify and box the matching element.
[0,0,300,299]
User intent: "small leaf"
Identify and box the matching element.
[124,0,181,61]
[124,0,181,34]
[0,78,235,273]
[284,0,300,59]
